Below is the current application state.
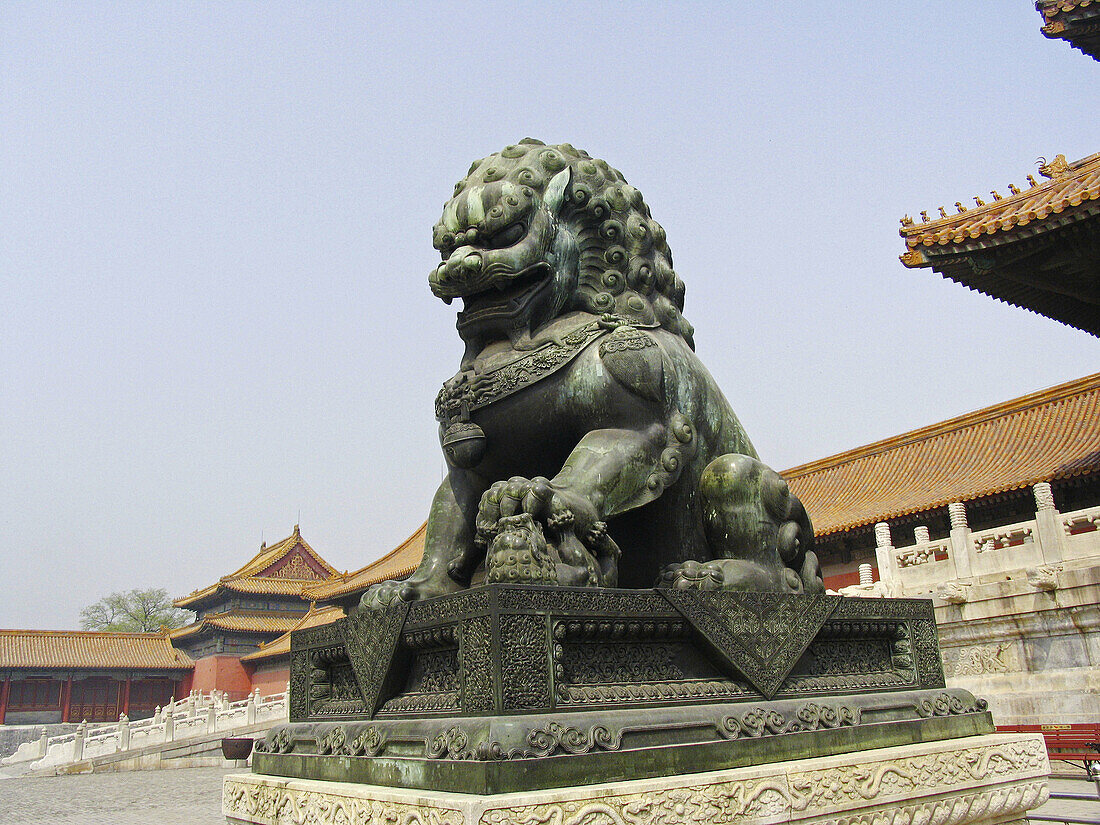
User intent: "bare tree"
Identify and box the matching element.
[79,588,192,632]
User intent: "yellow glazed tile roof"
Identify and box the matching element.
[1038,0,1098,18]
[0,630,193,670]
[175,525,340,608]
[899,152,1100,256]
[167,611,303,641]
[1039,0,1096,11]
[304,522,426,602]
[240,605,344,662]
[783,373,1100,537]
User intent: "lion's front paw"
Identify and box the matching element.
[475,476,599,545]
[476,476,553,543]
[476,477,612,587]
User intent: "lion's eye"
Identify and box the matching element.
[484,223,526,250]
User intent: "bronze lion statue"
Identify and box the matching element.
[361,139,822,608]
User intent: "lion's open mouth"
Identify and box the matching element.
[456,263,553,330]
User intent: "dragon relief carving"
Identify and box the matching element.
[223,779,464,825]
[478,779,790,825]
[224,773,1046,825]
[360,139,822,611]
[944,643,1015,677]
[473,740,1046,825]
[788,738,1046,810]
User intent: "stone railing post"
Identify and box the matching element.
[117,714,130,751]
[72,720,86,762]
[207,703,217,733]
[948,502,974,578]
[858,563,873,586]
[874,522,900,595]
[914,526,930,544]
[37,729,49,758]
[164,708,174,742]
[246,692,257,726]
[1032,481,1066,565]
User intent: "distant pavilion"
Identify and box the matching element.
[786,373,1100,588]
[170,524,340,698]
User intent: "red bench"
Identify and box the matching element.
[998,724,1100,772]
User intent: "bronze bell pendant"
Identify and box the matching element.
[442,420,487,468]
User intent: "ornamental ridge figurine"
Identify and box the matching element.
[361,139,823,609]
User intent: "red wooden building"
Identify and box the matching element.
[0,630,192,724]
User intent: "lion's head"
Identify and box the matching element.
[430,139,694,348]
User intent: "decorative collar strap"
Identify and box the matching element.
[436,315,655,425]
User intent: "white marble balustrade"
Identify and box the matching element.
[1,687,288,771]
[882,498,1100,597]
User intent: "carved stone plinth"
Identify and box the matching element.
[225,732,1049,825]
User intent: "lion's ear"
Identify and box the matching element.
[544,167,571,214]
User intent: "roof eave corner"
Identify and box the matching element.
[173,589,215,610]
[1040,19,1067,39]
[900,248,928,268]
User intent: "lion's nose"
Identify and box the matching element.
[429,265,454,303]
[462,252,482,273]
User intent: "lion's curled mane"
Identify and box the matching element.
[432,138,695,347]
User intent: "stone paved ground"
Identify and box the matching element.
[1033,773,1100,824]
[0,766,1095,825]
[0,766,240,825]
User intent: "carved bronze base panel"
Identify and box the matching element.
[255,687,992,794]
[289,586,946,722]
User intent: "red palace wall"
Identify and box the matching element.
[247,664,290,697]
[188,655,253,701]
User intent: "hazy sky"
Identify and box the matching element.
[2,3,1098,629]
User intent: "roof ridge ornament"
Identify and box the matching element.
[1037,154,1069,179]
[901,153,1081,232]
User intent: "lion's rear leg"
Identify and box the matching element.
[358,476,474,610]
[657,454,823,594]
